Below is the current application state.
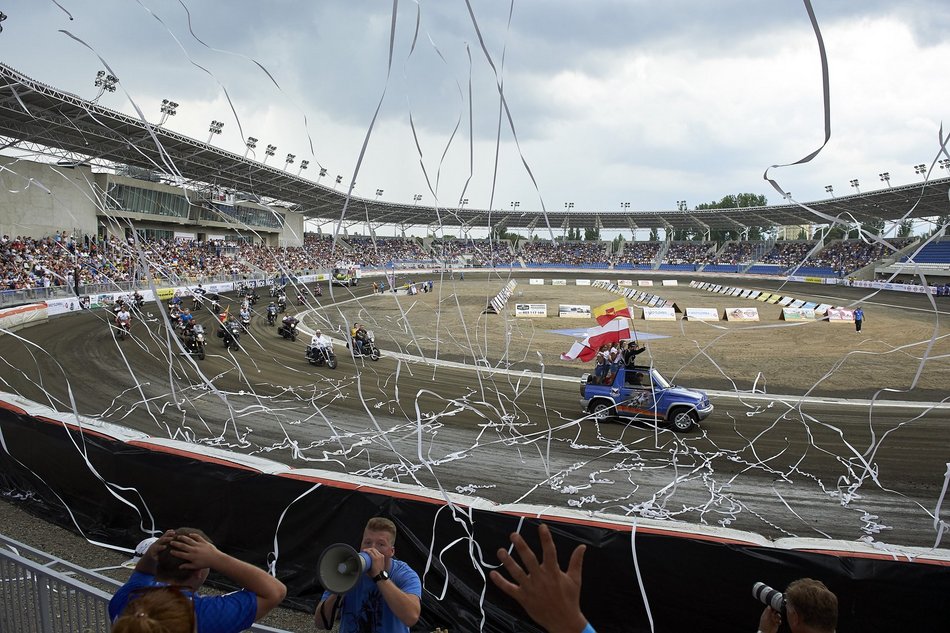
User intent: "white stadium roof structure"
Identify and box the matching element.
[2,62,949,235]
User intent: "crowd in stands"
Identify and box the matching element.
[612,241,661,267]
[760,240,817,266]
[520,240,609,266]
[803,237,913,276]
[711,241,762,265]
[346,236,430,267]
[0,230,938,294]
[665,241,714,265]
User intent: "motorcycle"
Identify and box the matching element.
[183,324,207,360]
[347,329,381,361]
[306,344,338,369]
[115,320,132,341]
[266,305,278,326]
[314,284,322,297]
[218,320,242,350]
[277,296,287,313]
[277,320,298,342]
[240,312,251,331]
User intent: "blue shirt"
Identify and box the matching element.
[109,571,257,633]
[321,559,422,633]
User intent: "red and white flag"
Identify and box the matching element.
[560,318,632,362]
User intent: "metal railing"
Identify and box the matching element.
[0,533,289,632]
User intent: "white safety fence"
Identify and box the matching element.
[0,534,289,633]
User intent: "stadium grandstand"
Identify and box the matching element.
[3,59,950,633]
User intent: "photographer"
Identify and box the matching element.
[756,578,837,633]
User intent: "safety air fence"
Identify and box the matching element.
[1,290,949,633]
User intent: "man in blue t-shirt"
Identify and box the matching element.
[314,517,422,633]
[109,527,287,633]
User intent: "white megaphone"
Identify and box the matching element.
[318,543,373,594]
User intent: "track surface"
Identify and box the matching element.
[2,272,948,549]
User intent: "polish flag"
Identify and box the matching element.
[560,318,632,361]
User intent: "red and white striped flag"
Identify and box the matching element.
[560,318,632,362]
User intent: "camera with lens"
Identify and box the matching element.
[753,582,786,613]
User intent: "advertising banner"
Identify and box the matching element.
[642,306,677,321]
[552,279,567,286]
[815,303,833,314]
[662,279,678,286]
[619,279,633,287]
[826,307,855,323]
[804,276,825,284]
[558,304,592,318]
[802,301,818,310]
[648,296,662,307]
[684,307,719,321]
[788,299,805,308]
[756,292,771,302]
[515,303,548,317]
[529,278,545,285]
[576,278,591,286]
[730,288,743,296]
[748,290,761,299]
[766,295,781,304]
[740,289,753,298]
[45,297,87,316]
[781,307,816,321]
[638,280,654,287]
[724,307,760,321]
[778,296,795,306]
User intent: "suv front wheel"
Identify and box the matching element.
[589,400,616,423]
[669,408,698,432]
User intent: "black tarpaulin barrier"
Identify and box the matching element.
[1,401,949,632]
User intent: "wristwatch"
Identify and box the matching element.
[373,570,390,583]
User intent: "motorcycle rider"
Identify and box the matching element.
[351,322,368,355]
[266,301,279,325]
[281,314,298,331]
[277,293,287,313]
[309,329,332,359]
[132,290,144,310]
[115,305,132,332]
[178,308,194,332]
[239,306,252,329]
[192,284,206,310]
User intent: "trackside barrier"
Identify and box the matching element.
[0,534,290,633]
[1,393,949,631]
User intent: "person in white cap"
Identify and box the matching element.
[121,536,158,569]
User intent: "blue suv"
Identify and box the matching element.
[580,365,713,432]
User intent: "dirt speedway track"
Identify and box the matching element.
[2,271,949,549]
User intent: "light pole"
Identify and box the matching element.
[459,198,469,209]
[914,163,927,178]
[939,159,950,172]
[297,159,309,176]
[158,99,178,126]
[676,200,687,211]
[824,185,834,198]
[244,136,258,159]
[206,120,224,144]
[511,201,520,212]
[375,188,384,202]
[783,192,792,202]
[413,194,423,206]
[849,179,860,193]
[317,167,327,185]
[92,70,118,103]
[263,144,277,165]
[334,175,343,189]
[284,153,295,171]
[879,172,891,187]
[619,202,629,213]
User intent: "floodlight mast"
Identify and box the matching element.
[92,70,118,104]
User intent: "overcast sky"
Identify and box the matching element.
[3,0,950,223]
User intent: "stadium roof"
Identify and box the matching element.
[2,62,949,233]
